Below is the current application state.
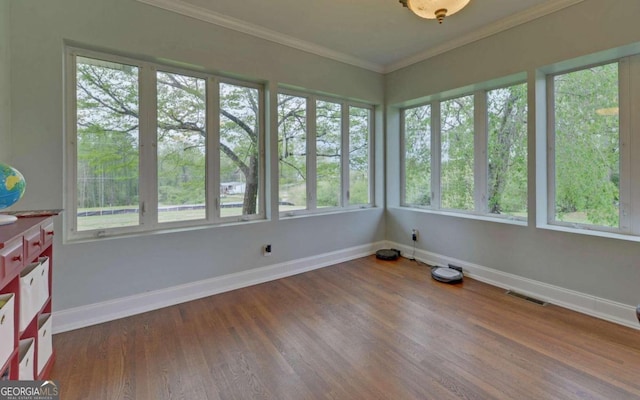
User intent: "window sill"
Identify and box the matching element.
[538,223,640,243]
[392,206,528,227]
[279,205,378,220]
[64,217,269,244]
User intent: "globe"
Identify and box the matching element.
[0,163,26,225]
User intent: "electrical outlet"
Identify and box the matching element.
[263,244,272,256]
[411,229,418,241]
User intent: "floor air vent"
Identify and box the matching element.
[505,290,548,306]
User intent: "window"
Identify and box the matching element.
[402,105,431,206]
[549,62,621,230]
[316,100,342,208]
[277,93,308,212]
[401,80,527,221]
[440,95,474,211]
[75,56,141,232]
[277,91,373,214]
[219,81,263,219]
[67,49,264,239]
[487,84,528,218]
[348,106,372,206]
[156,71,207,223]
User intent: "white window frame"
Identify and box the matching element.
[400,76,528,223]
[347,104,375,208]
[217,77,266,223]
[277,89,375,217]
[545,57,634,235]
[65,47,265,241]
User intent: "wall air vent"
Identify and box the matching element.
[505,290,548,306]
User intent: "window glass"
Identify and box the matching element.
[219,82,261,217]
[440,95,474,211]
[487,84,528,218]
[278,94,307,212]
[403,105,431,206]
[157,71,206,223]
[75,57,140,231]
[349,106,371,206]
[553,63,619,228]
[316,100,342,208]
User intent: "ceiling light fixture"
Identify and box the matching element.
[399,0,471,24]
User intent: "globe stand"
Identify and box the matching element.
[0,214,17,226]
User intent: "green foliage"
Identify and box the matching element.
[75,57,262,226]
[219,83,261,216]
[441,95,474,210]
[316,100,342,207]
[487,83,528,216]
[554,63,619,227]
[76,59,140,212]
[156,72,206,217]
[277,97,372,209]
[278,94,307,208]
[349,106,370,205]
[403,105,431,206]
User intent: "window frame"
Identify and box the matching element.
[400,78,528,223]
[545,59,630,234]
[400,103,433,208]
[347,104,374,207]
[65,47,266,241]
[216,77,266,223]
[277,88,375,217]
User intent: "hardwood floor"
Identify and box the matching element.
[51,256,640,399]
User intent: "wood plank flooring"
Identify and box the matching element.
[51,256,640,399]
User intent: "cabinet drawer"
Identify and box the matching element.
[42,221,54,247]
[0,238,24,284]
[25,227,43,262]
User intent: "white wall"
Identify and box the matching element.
[9,0,385,311]
[12,0,638,324]
[385,0,640,307]
[0,0,10,162]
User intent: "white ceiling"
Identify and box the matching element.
[137,0,584,73]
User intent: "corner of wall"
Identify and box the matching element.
[0,0,11,163]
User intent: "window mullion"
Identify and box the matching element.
[627,56,640,234]
[619,58,632,232]
[368,107,375,206]
[308,97,317,211]
[139,63,158,229]
[208,77,221,223]
[474,91,488,214]
[399,109,407,206]
[546,75,556,225]
[431,101,441,209]
[341,103,350,207]
[65,50,79,237]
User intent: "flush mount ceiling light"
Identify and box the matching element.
[399,0,471,23]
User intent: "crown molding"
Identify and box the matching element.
[137,0,584,75]
[135,0,385,73]
[384,0,585,73]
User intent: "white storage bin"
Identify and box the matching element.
[36,257,50,309]
[37,314,52,375]
[19,262,45,332]
[18,338,34,380]
[0,294,14,369]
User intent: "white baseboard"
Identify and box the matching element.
[388,241,640,330]
[53,241,386,334]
